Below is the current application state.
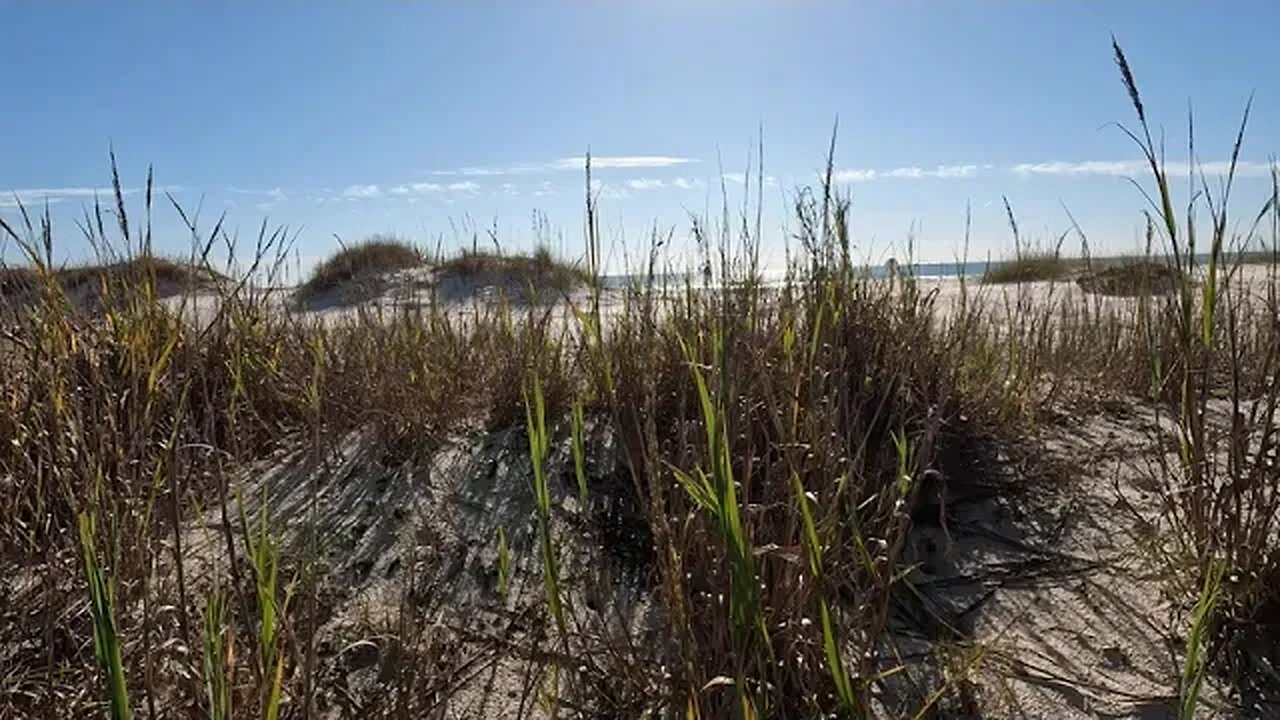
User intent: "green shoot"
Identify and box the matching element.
[791,472,857,715]
[238,487,295,720]
[202,590,232,720]
[523,377,565,642]
[78,512,132,720]
[1180,561,1224,720]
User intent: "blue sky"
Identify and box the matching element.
[3,2,1278,273]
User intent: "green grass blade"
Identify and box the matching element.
[78,512,132,720]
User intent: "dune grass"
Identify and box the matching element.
[0,254,221,298]
[295,239,586,306]
[434,245,590,293]
[297,234,425,300]
[0,43,1277,719]
[1075,260,1182,296]
[981,251,1075,284]
[0,163,996,717]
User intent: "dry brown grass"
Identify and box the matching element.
[1075,260,1183,296]
[1,44,1278,719]
[297,235,425,300]
[435,246,589,293]
[981,252,1074,284]
[0,255,221,298]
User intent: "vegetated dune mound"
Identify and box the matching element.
[1076,261,1181,296]
[0,255,223,312]
[293,237,429,309]
[429,249,589,304]
[294,240,589,310]
[981,253,1073,285]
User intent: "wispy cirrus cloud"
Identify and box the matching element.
[433,166,527,177]
[623,176,713,192]
[831,169,876,183]
[552,155,695,171]
[0,197,62,209]
[830,159,1275,184]
[1,186,138,208]
[1011,159,1276,178]
[888,164,978,179]
[0,185,187,210]
[626,178,667,190]
[342,184,383,199]
[390,182,443,195]
[720,173,780,187]
[1010,160,1140,177]
[227,186,287,210]
[834,165,979,183]
[228,186,286,199]
[347,180,478,201]
[589,178,629,200]
[432,155,698,177]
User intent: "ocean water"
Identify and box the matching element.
[871,261,995,279]
[598,260,998,289]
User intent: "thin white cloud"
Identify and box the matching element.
[343,184,382,199]
[390,182,444,195]
[346,180,476,200]
[431,155,698,177]
[589,178,629,200]
[455,167,516,176]
[1,186,139,204]
[432,166,533,177]
[887,164,978,179]
[227,186,286,199]
[1012,159,1275,178]
[1011,161,1139,177]
[228,186,286,211]
[1,196,64,208]
[1196,160,1276,177]
[626,178,667,190]
[718,173,778,187]
[833,169,877,183]
[834,165,978,183]
[672,177,708,190]
[553,155,696,171]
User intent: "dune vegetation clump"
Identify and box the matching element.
[1076,260,1182,296]
[0,42,1278,720]
[0,254,221,299]
[296,234,426,302]
[433,245,590,296]
[981,251,1074,284]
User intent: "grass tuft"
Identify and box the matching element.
[981,252,1073,284]
[435,246,589,295]
[297,234,425,300]
[1076,260,1182,296]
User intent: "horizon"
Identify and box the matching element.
[3,2,1278,275]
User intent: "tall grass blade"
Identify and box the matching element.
[78,512,132,720]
